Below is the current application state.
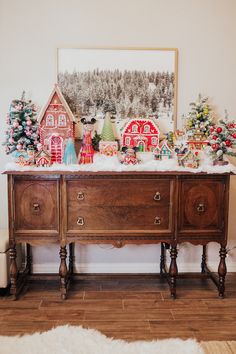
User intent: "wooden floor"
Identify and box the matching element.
[0,273,236,343]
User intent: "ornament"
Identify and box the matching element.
[16,144,23,150]
[216,127,222,133]
[26,120,32,126]
[13,121,19,128]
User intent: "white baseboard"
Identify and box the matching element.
[32,261,236,274]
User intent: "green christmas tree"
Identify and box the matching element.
[185,94,213,137]
[3,92,39,154]
[101,112,115,141]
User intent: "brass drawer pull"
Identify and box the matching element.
[77,191,85,201]
[196,203,205,213]
[154,192,161,201]
[33,203,40,212]
[77,217,84,226]
[154,216,161,225]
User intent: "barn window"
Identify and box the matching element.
[46,114,54,127]
[144,124,150,133]
[58,114,66,127]
[132,124,138,133]
[151,137,157,145]
[125,137,130,145]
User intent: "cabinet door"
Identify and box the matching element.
[178,177,226,241]
[14,178,60,236]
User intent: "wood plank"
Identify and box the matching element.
[0,274,236,341]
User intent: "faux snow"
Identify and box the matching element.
[3,151,236,174]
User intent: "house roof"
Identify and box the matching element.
[121,117,160,134]
[160,141,172,153]
[37,84,76,124]
[35,149,51,159]
[180,150,199,162]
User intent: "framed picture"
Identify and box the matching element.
[57,47,178,137]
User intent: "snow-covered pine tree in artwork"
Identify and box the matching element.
[3,92,39,155]
[99,112,118,156]
[63,138,77,165]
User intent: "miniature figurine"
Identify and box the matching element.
[119,146,140,165]
[79,117,96,164]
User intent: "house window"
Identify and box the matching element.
[58,114,66,127]
[125,137,130,145]
[151,137,157,145]
[132,124,138,133]
[144,125,150,133]
[46,114,54,127]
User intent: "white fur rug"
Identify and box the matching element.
[0,325,204,354]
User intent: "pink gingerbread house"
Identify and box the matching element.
[121,117,160,152]
[37,85,76,164]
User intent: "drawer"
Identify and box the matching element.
[66,179,173,207]
[14,179,59,233]
[67,205,172,232]
[178,179,225,234]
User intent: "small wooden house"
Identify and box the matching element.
[178,150,200,168]
[37,84,76,164]
[35,149,51,167]
[121,117,160,152]
[153,141,173,160]
[187,130,208,150]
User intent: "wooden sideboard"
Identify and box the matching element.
[6,171,230,299]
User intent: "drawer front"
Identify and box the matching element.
[67,179,172,207]
[178,179,225,235]
[67,205,172,232]
[14,179,59,233]
[66,178,174,234]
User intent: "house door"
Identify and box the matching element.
[50,135,63,163]
[138,141,145,152]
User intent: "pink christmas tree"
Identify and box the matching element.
[3,92,39,154]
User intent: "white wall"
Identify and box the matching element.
[1,0,236,273]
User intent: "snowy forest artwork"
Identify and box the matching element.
[57,48,177,136]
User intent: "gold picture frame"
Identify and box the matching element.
[57,47,178,135]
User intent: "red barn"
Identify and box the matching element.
[38,84,76,164]
[121,117,160,152]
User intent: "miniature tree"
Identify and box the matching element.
[3,92,39,154]
[101,112,115,141]
[208,119,236,164]
[99,112,118,156]
[185,95,213,138]
[63,138,77,165]
[92,130,101,151]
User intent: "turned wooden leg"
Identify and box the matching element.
[59,246,68,300]
[160,243,165,275]
[169,245,178,299]
[26,244,32,274]
[218,245,227,298]
[69,243,75,275]
[9,245,18,300]
[201,245,207,274]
